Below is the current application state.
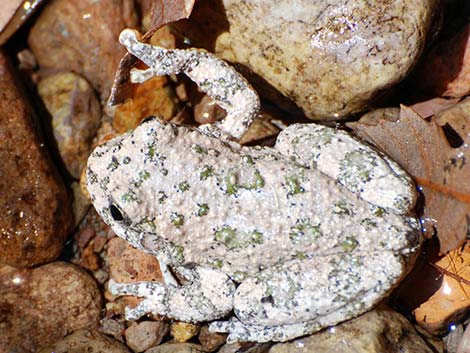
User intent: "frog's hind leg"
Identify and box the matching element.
[109,266,236,322]
[274,123,416,215]
[210,251,405,342]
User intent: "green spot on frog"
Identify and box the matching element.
[374,206,386,217]
[123,156,131,164]
[334,200,353,216]
[177,181,190,192]
[161,168,169,176]
[233,271,248,282]
[170,213,185,227]
[208,258,224,269]
[121,191,138,202]
[242,155,255,165]
[285,176,305,196]
[341,236,359,252]
[197,203,209,217]
[158,191,167,204]
[289,220,321,244]
[200,165,215,180]
[361,218,378,229]
[214,226,264,249]
[191,144,206,154]
[107,156,119,171]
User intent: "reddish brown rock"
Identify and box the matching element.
[0,50,72,268]
[125,320,169,352]
[414,25,470,98]
[0,262,103,353]
[28,0,138,102]
[107,237,163,310]
[38,330,131,353]
[38,72,101,179]
[199,325,227,352]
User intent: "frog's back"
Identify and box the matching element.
[87,119,419,278]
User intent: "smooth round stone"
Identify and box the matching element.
[178,0,438,120]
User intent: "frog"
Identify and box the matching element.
[86,29,422,343]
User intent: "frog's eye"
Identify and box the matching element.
[109,204,124,221]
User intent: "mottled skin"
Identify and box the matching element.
[86,29,421,343]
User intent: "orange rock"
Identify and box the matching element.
[113,76,177,133]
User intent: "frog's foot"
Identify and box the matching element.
[108,266,236,322]
[275,123,417,215]
[209,318,323,343]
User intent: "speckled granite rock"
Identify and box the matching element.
[0,50,72,268]
[267,306,443,353]
[177,0,438,120]
[28,0,138,103]
[0,262,103,353]
[38,330,131,353]
[38,72,101,179]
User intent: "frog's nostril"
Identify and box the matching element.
[110,204,124,221]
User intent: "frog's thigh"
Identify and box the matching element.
[225,251,404,341]
[274,123,416,214]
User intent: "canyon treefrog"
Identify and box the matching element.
[86,29,421,342]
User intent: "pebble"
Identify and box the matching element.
[0,50,72,268]
[177,0,437,120]
[38,72,101,179]
[171,321,200,343]
[0,262,102,352]
[28,0,139,103]
[145,343,205,353]
[267,306,443,353]
[198,325,227,352]
[37,330,131,353]
[125,320,169,352]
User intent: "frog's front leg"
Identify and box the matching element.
[109,265,236,322]
[275,123,417,215]
[119,29,260,139]
[210,251,405,342]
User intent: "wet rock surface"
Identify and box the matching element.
[267,306,443,353]
[0,262,103,353]
[0,50,72,268]
[28,0,138,103]
[38,329,131,353]
[177,0,438,120]
[38,72,101,179]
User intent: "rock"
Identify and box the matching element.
[28,0,138,103]
[125,320,169,352]
[0,0,45,45]
[0,50,72,268]
[177,0,437,120]
[0,262,103,353]
[267,306,442,353]
[71,180,91,226]
[107,237,163,310]
[198,325,227,352]
[170,321,200,343]
[99,318,126,341]
[37,330,131,353]
[219,342,272,353]
[113,76,177,133]
[145,343,205,353]
[38,72,101,179]
[414,25,470,98]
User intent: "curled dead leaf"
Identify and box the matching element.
[351,103,470,253]
[108,0,195,106]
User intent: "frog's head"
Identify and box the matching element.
[86,117,176,250]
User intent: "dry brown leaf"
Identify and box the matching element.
[351,104,470,253]
[108,0,195,106]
